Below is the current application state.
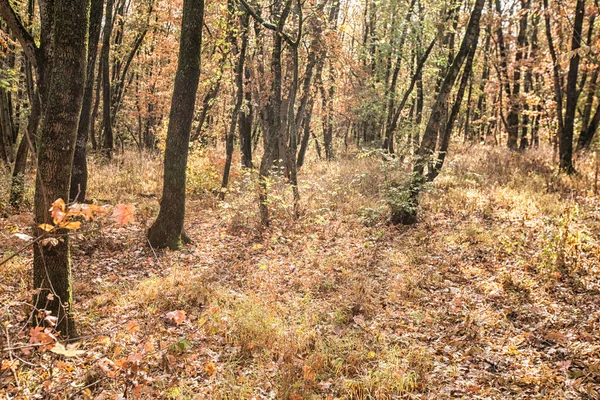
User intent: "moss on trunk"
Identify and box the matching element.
[33,0,89,338]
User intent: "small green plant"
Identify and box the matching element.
[385,176,421,223]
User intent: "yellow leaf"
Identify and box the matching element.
[39,223,55,232]
[59,221,81,230]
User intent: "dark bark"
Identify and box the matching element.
[147,0,204,249]
[543,0,565,139]
[387,38,436,145]
[0,0,40,71]
[8,0,42,208]
[70,0,104,202]
[578,69,599,147]
[111,29,148,123]
[100,0,114,159]
[429,45,477,181]
[33,0,89,338]
[0,89,14,164]
[561,0,586,173]
[393,0,485,225]
[580,99,600,150]
[220,2,249,199]
[236,12,252,169]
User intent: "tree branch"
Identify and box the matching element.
[0,0,39,70]
[237,0,297,47]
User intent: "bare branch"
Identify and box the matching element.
[0,0,39,70]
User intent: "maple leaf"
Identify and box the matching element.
[164,310,186,325]
[112,204,135,227]
[126,321,141,334]
[133,384,145,398]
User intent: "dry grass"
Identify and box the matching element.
[1,144,600,399]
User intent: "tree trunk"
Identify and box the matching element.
[33,0,89,338]
[147,0,204,249]
[220,1,248,199]
[543,0,565,148]
[561,0,585,173]
[238,12,253,168]
[100,0,114,159]
[70,0,104,202]
[393,0,485,225]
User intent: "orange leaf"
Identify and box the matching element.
[67,203,93,220]
[133,384,145,398]
[88,204,108,213]
[112,204,135,227]
[204,362,217,376]
[49,198,66,224]
[58,221,81,230]
[303,365,316,381]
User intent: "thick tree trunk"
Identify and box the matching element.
[33,0,89,338]
[147,0,204,249]
[70,0,104,202]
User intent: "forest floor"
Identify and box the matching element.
[1,145,600,399]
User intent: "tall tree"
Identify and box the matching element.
[220,1,249,199]
[561,0,586,173]
[100,0,115,159]
[392,0,486,225]
[33,0,90,337]
[147,0,204,249]
[70,0,104,202]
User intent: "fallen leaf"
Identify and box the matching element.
[204,361,217,375]
[112,204,135,227]
[13,233,33,241]
[165,310,186,325]
[50,342,85,358]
